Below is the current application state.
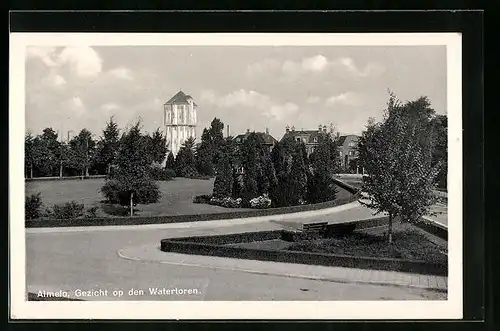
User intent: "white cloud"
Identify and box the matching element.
[201,89,298,121]
[58,47,102,77]
[27,47,58,66]
[302,55,329,72]
[43,73,67,88]
[325,92,360,106]
[267,102,299,121]
[27,46,103,78]
[109,67,133,80]
[246,59,280,77]
[247,54,384,79]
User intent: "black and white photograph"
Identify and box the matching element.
[10,33,462,320]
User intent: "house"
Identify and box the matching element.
[233,128,278,152]
[338,134,361,172]
[280,124,334,156]
[163,90,197,158]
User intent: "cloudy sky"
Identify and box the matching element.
[25,45,446,141]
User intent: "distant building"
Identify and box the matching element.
[163,90,197,158]
[233,128,278,152]
[280,124,334,156]
[338,134,361,172]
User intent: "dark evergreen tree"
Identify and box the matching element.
[94,117,120,174]
[175,137,197,177]
[212,139,233,197]
[165,151,176,170]
[195,118,225,176]
[307,133,338,204]
[145,128,168,165]
[241,132,260,200]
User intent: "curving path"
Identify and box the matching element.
[26,202,447,301]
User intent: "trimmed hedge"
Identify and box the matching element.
[26,190,362,228]
[160,223,447,276]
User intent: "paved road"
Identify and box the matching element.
[26,217,446,301]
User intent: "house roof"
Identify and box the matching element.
[281,130,326,144]
[338,135,360,147]
[234,132,277,145]
[165,90,198,107]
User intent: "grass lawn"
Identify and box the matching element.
[287,223,447,265]
[26,178,250,217]
[26,178,353,218]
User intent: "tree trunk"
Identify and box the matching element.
[30,162,33,179]
[81,169,84,180]
[388,213,393,244]
[59,161,63,178]
[130,192,134,217]
[107,164,111,175]
[85,166,89,177]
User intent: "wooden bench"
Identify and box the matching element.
[302,221,328,233]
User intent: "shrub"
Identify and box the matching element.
[50,201,85,219]
[101,179,161,206]
[193,194,212,204]
[25,193,43,220]
[164,168,176,180]
[149,164,176,181]
[209,196,243,208]
[85,206,99,218]
[249,194,272,209]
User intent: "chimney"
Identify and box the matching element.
[265,127,269,135]
[285,125,290,133]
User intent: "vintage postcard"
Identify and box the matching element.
[10,32,462,320]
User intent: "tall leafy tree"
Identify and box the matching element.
[68,129,96,177]
[100,121,161,216]
[430,114,447,189]
[358,93,441,243]
[39,128,60,176]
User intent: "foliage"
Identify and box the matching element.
[193,194,212,204]
[145,128,168,165]
[149,163,173,181]
[175,137,197,177]
[270,137,309,207]
[249,194,272,209]
[430,114,447,190]
[357,93,440,243]
[101,121,161,214]
[196,118,225,176]
[213,138,234,197]
[68,129,96,176]
[165,152,176,171]
[48,201,86,219]
[85,206,99,218]
[209,196,243,208]
[307,133,339,204]
[93,117,120,174]
[25,192,43,219]
[164,168,177,180]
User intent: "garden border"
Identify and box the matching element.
[159,217,447,276]
[25,175,107,182]
[25,191,362,228]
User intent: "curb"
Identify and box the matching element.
[117,246,447,293]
